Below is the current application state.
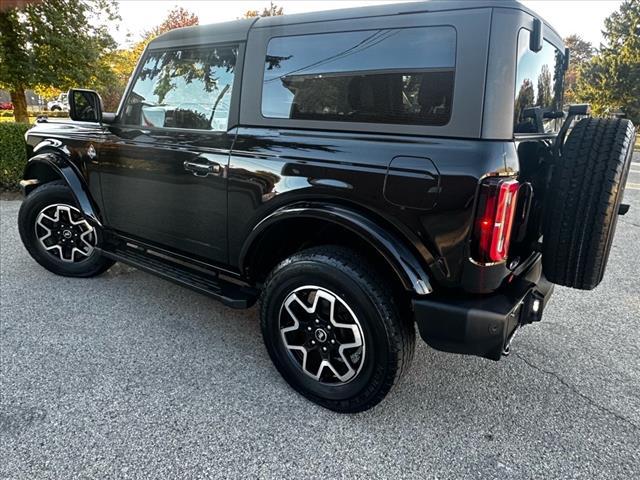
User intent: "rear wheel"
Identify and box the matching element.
[18,181,114,277]
[260,246,415,413]
[542,118,636,290]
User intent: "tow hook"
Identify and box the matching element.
[503,326,519,356]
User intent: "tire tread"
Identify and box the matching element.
[542,118,635,289]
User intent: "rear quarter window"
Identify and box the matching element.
[514,29,565,134]
[261,26,456,126]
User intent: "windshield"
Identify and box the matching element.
[514,29,565,134]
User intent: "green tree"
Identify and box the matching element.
[144,6,199,41]
[565,34,595,65]
[563,35,594,104]
[536,64,552,108]
[575,0,640,123]
[515,79,535,117]
[244,2,284,18]
[0,0,119,122]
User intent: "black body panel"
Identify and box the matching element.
[24,122,107,223]
[228,127,513,289]
[24,121,520,292]
[96,126,232,263]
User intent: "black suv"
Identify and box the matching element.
[18,0,635,412]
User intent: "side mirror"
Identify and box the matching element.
[68,89,103,123]
[530,18,543,52]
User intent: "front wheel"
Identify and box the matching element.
[260,246,415,413]
[18,181,114,277]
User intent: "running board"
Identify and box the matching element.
[98,245,258,309]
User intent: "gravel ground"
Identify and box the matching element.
[1,156,639,479]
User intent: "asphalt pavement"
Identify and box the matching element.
[1,154,639,479]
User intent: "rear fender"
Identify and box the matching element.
[240,203,433,295]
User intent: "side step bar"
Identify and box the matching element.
[98,245,258,309]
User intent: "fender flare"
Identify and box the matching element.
[22,151,102,227]
[239,203,433,295]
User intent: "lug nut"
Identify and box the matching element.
[322,347,327,351]
[311,340,316,345]
[330,339,335,344]
[326,325,331,330]
[315,319,320,324]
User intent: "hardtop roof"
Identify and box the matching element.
[148,0,557,49]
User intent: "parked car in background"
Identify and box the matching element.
[17,0,636,413]
[46,93,69,111]
[0,101,13,110]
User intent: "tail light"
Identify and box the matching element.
[472,177,519,263]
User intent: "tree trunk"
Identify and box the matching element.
[10,86,29,123]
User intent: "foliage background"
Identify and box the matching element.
[0,122,30,190]
[0,0,120,122]
[574,0,640,123]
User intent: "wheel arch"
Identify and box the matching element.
[239,202,433,296]
[22,151,102,227]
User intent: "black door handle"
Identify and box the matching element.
[183,160,221,177]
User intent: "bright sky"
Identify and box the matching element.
[113,1,622,48]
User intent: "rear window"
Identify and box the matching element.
[261,26,456,126]
[514,29,565,134]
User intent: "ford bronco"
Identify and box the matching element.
[18,1,636,412]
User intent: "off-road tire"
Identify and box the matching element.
[18,181,114,277]
[542,117,636,289]
[260,246,415,413]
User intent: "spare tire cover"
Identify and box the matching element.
[542,117,636,290]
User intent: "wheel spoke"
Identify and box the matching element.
[35,203,96,263]
[279,286,366,385]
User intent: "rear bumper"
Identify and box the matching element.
[413,256,553,360]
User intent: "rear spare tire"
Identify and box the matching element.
[542,117,636,290]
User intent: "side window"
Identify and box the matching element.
[261,26,456,126]
[122,45,237,131]
[514,30,565,133]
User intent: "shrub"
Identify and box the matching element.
[0,122,31,190]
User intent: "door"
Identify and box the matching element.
[98,44,239,263]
